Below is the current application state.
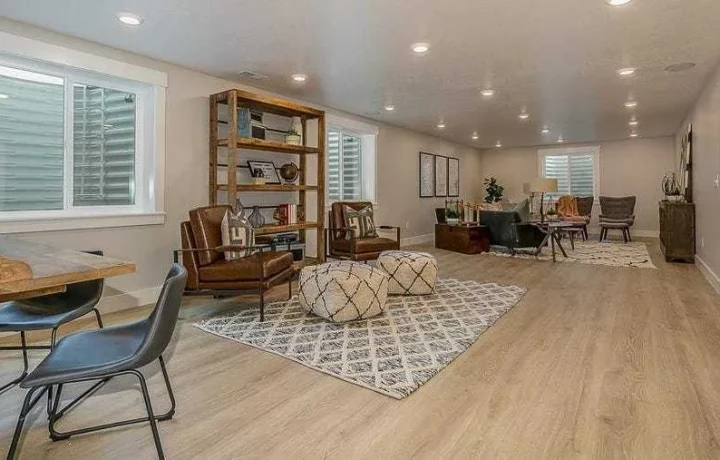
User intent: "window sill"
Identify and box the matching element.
[0,212,166,234]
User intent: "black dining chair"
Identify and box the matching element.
[7,263,187,460]
[0,250,106,395]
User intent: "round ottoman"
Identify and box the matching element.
[376,251,438,295]
[298,261,389,322]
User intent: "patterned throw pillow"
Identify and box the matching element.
[343,205,378,239]
[221,210,254,261]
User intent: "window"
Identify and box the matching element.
[538,147,599,198]
[0,31,167,232]
[326,116,377,202]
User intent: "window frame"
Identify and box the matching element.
[0,31,167,233]
[325,114,378,205]
[538,146,600,199]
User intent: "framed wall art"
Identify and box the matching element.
[448,157,460,197]
[247,160,281,184]
[435,155,448,197]
[419,152,435,198]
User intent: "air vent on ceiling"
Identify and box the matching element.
[665,62,696,72]
[238,70,268,80]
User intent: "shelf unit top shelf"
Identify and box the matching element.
[212,88,324,119]
[217,137,320,155]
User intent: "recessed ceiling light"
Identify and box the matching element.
[480,89,495,98]
[384,104,395,111]
[624,100,638,108]
[557,136,565,143]
[291,73,308,83]
[665,62,696,72]
[411,42,430,55]
[437,122,446,129]
[617,67,636,77]
[630,132,639,138]
[518,112,530,120]
[606,0,634,5]
[116,12,143,26]
[629,119,639,126]
[541,127,550,134]
[0,94,8,99]
[495,141,502,148]
[471,133,479,140]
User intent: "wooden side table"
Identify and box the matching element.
[434,224,490,255]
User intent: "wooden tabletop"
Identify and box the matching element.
[0,236,136,302]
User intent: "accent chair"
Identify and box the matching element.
[326,201,400,262]
[599,196,636,243]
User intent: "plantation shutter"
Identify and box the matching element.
[327,128,363,201]
[73,84,136,206]
[543,153,596,197]
[0,66,65,211]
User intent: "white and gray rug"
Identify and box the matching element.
[193,279,526,399]
[485,240,657,269]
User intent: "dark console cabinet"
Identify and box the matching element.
[659,200,695,263]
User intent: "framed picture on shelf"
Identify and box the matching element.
[247,160,281,184]
[448,157,460,197]
[435,155,448,197]
[419,152,434,197]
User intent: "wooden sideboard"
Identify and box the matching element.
[659,200,695,263]
[435,224,490,255]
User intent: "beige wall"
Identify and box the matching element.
[0,19,482,304]
[479,137,676,233]
[678,63,720,280]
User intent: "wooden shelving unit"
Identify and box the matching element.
[209,89,326,263]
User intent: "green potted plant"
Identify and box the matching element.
[484,177,504,203]
[446,205,461,225]
[284,128,302,146]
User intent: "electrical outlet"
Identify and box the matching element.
[405,221,410,229]
[715,175,720,188]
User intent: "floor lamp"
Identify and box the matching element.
[529,178,558,223]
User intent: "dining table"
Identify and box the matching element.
[0,236,136,303]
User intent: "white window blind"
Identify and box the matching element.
[540,148,598,198]
[0,58,142,214]
[328,128,363,201]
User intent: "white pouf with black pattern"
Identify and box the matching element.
[377,251,438,295]
[298,261,389,323]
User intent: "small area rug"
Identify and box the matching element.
[484,240,656,269]
[193,278,526,399]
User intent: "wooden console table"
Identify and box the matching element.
[435,224,490,254]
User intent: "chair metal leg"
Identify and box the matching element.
[135,370,165,460]
[0,332,29,395]
[92,308,104,328]
[8,386,46,460]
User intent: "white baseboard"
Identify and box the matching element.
[696,255,720,295]
[401,233,434,247]
[587,227,659,238]
[97,285,162,314]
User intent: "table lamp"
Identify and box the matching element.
[529,178,558,223]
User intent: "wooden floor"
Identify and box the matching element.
[2,239,720,459]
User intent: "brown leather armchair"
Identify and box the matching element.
[326,201,400,261]
[177,205,294,320]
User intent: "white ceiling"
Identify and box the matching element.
[2,0,719,149]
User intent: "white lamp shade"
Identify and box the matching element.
[529,178,558,193]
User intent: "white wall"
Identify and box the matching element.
[479,136,676,234]
[0,18,483,309]
[678,62,720,288]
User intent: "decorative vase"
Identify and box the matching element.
[248,205,265,228]
[291,116,303,144]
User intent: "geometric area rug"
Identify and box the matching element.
[483,240,657,269]
[193,279,526,399]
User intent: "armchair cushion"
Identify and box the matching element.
[333,237,399,254]
[198,251,293,282]
[189,205,233,266]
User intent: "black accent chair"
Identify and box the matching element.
[435,208,446,224]
[0,250,105,395]
[479,210,546,255]
[7,264,187,460]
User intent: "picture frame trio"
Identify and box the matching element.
[419,152,459,198]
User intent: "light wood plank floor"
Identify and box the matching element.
[2,239,720,459]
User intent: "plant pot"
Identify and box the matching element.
[446,218,460,225]
[285,134,302,145]
[252,177,267,185]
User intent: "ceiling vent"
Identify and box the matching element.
[238,70,267,80]
[665,62,696,72]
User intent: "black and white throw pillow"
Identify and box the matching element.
[221,210,254,261]
[343,205,377,239]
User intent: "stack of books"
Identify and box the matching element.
[277,203,300,225]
